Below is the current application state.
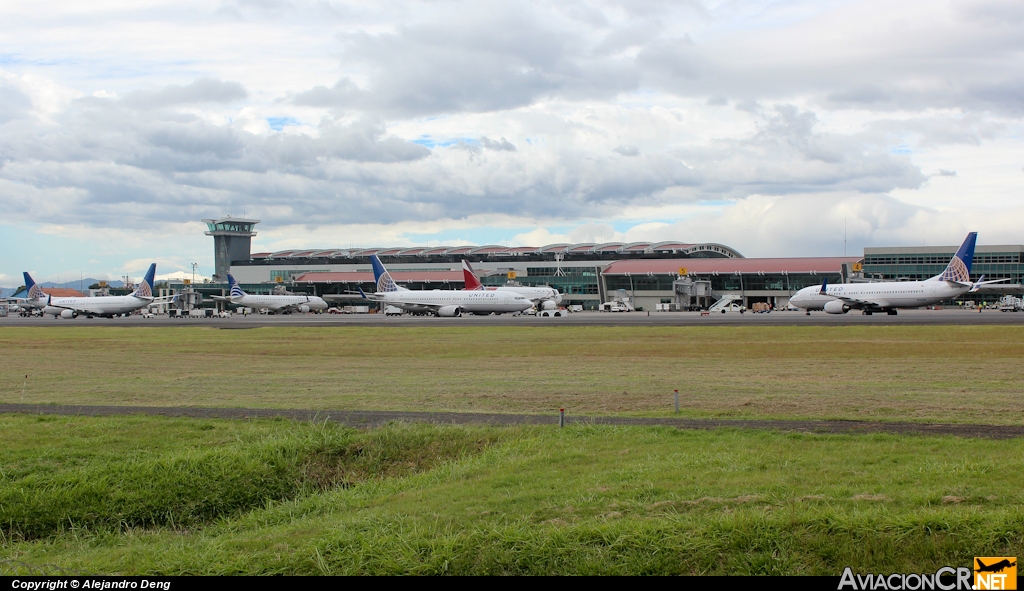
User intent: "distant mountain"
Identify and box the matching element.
[2,279,125,298]
[38,279,126,289]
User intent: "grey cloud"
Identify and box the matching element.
[316,118,431,163]
[284,1,1024,117]
[480,137,517,151]
[734,99,760,113]
[0,80,32,125]
[967,78,1024,114]
[121,78,248,109]
[935,169,957,176]
[678,105,926,197]
[636,36,700,80]
[144,120,246,159]
[826,85,892,106]
[293,4,640,116]
[0,92,930,232]
[861,115,999,148]
[957,0,1024,24]
[657,192,929,258]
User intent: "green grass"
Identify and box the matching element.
[2,415,1022,575]
[1,325,1023,424]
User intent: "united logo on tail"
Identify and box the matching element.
[939,232,977,283]
[132,264,156,299]
[370,255,399,292]
[24,272,46,300]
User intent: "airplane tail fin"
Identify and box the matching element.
[818,277,828,295]
[131,264,156,298]
[370,255,402,292]
[227,273,246,298]
[23,272,46,300]
[462,260,484,290]
[937,232,977,283]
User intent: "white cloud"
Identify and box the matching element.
[1,1,1023,278]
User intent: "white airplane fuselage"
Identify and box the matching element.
[373,289,533,314]
[232,293,328,312]
[487,285,562,305]
[789,280,968,312]
[37,295,154,317]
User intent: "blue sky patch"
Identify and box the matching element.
[413,136,477,148]
[267,117,301,131]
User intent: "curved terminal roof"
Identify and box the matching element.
[248,241,744,261]
[470,245,509,255]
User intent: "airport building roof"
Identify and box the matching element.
[602,257,863,276]
[292,271,464,283]
[242,241,745,263]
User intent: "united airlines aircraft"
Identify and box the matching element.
[789,232,1005,315]
[360,256,533,316]
[25,264,162,318]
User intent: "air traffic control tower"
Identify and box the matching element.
[204,217,259,282]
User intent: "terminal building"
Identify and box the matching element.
[165,217,1020,311]
[863,244,1024,287]
[173,217,863,310]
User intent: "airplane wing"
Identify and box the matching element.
[827,294,891,310]
[44,301,108,316]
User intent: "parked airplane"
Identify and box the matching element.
[25,264,163,318]
[789,232,1006,315]
[213,274,328,313]
[461,260,562,310]
[360,256,534,316]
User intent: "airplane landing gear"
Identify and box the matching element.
[862,310,872,315]
[887,309,898,315]
[805,311,810,316]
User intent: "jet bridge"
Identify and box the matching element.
[673,277,713,310]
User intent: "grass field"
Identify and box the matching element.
[1,414,1022,575]
[1,325,1022,424]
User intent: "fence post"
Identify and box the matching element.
[559,408,565,428]
[674,389,679,413]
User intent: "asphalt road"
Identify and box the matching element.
[1,403,1020,439]
[2,308,1023,327]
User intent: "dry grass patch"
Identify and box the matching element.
[1,326,1022,424]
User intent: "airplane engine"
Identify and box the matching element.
[541,300,557,311]
[298,305,310,313]
[437,305,461,317]
[60,309,78,319]
[823,300,848,314]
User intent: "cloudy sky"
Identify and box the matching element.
[2,0,1023,285]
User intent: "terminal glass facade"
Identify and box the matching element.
[604,272,840,293]
[863,249,1024,282]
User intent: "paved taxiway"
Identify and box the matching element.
[2,308,1023,327]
